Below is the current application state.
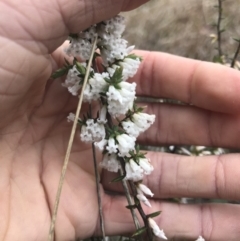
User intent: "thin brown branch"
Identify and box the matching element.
[231,40,240,68]
[48,36,98,241]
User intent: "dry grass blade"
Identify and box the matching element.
[48,36,98,241]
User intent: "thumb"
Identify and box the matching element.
[0,0,148,54]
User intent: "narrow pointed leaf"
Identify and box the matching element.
[131,227,147,237]
[146,211,162,219]
[51,67,69,79]
[110,175,125,183]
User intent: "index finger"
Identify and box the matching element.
[133,51,240,114]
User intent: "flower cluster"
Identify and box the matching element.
[60,15,166,240]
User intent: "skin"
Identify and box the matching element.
[1,0,240,240]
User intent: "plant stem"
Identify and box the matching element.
[119,165,140,230]
[231,40,240,68]
[217,0,223,57]
[129,181,153,241]
[47,36,98,241]
[92,142,106,240]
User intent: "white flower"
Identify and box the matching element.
[196,236,205,241]
[99,15,125,37]
[132,112,155,132]
[80,125,94,142]
[107,82,136,116]
[89,72,109,97]
[122,120,141,137]
[106,138,118,154]
[100,153,120,172]
[83,84,96,102]
[137,184,154,197]
[94,139,107,151]
[139,158,154,175]
[122,111,155,137]
[119,57,141,81]
[116,134,136,156]
[80,119,106,143]
[97,105,107,124]
[125,162,143,182]
[67,113,76,122]
[100,37,129,65]
[136,193,151,207]
[65,38,93,61]
[62,66,82,96]
[148,218,167,240]
[79,25,97,41]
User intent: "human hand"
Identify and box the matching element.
[102,51,240,241]
[1,0,240,240]
[0,0,148,240]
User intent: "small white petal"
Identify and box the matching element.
[136,194,151,207]
[94,139,107,151]
[138,184,154,197]
[67,113,76,122]
[148,218,167,240]
[196,236,205,241]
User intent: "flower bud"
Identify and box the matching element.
[136,193,151,207]
[138,184,154,197]
[148,218,167,240]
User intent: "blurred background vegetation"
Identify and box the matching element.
[123,0,240,61]
[82,1,240,240]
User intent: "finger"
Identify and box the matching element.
[101,194,240,241]
[136,103,240,148]
[132,51,240,114]
[146,201,240,241]
[102,152,240,201]
[0,0,148,53]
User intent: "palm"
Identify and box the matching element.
[3,1,240,241]
[0,1,129,239]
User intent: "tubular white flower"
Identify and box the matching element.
[102,15,125,36]
[125,161,143,182]
[116,134,136,156]
[148,218,167,240]
[100,153,119,172]
[80,125,94,142]
[196,236,205,241]
[97,105,107,124]
[137,184,154,197]
[139,158,154,175]
[107,82,136,116]
[62,66,82,96]
[80,119,106,143]
[132,112,155,132]
[136,193,151,207]
[118,57,141,81]
[67,113,76,122]
[100,37,129,65]
[65,38,93,61]
[122,120,141,137]
[106,138,118,154]
[88,72,109,99]
[94,139,107,151]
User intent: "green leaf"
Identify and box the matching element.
[51,67,69,79]
[110,175,125,183]
[213,55,223,64]
[131,227,147,237]
[69,33,79,39]
[146,211,162,219]
[233,38,240,43]
[127,53,143,61]
[111,67,123,84]
[75,62,86,75]
[125,204,137,209]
